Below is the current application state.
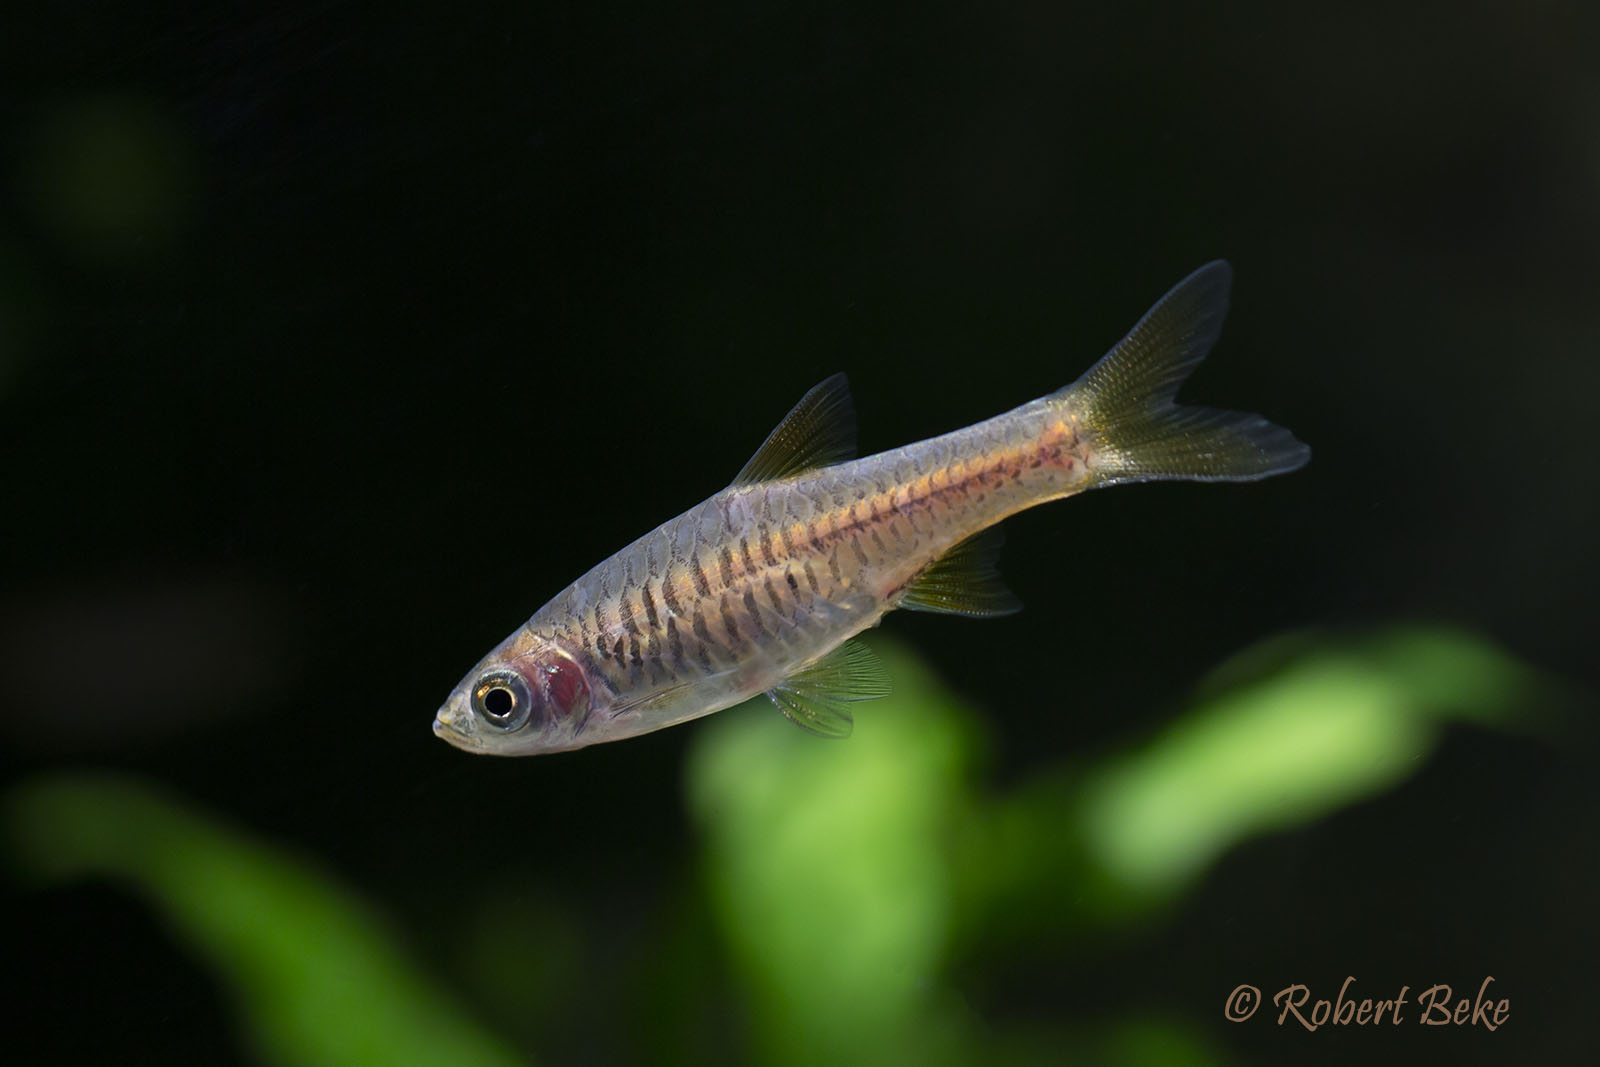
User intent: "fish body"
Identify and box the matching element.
[434,261,1309,755]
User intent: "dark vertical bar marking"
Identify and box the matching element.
[641,581,660,630]
[719,594,742,648]
[742,590,770,637]
[691,553,712,597]
[591,667,619,696]
[692,609,714,650]
[666,616,686,671]
[662,572,685,617]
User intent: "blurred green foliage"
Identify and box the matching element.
[4,775,520,1067]
[687,638,979,1066]
[4,626,1551,1065]
[686,627,1548,1064]
[1076,627,1542,897]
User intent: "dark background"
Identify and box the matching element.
[4,2,1597,1063]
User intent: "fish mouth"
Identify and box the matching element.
[432,705,478,751]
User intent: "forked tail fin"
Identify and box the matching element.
[1058,261,1311,486]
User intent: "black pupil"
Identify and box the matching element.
[483,686,514,718]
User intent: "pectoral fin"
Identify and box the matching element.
[731,373,857,486]
[898,527,1022,617]
[765,639,892,738]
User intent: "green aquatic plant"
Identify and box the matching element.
[1076,626,1545,897]
[5,625,1553,1066]
[686,627,1549,1063]
[4,774,520,1067]
[686,638,980,1066]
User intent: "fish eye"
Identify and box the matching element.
[472,670,532,731]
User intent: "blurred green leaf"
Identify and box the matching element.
[4,774,520,1067]
[1077,626,1547,896]
[685,627,1550,1063]
[686,638,978,1066]
[970,627,1552,933]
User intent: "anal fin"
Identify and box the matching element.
[898,527,1022,617]
[766,639,892,738]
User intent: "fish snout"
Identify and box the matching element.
[432,701,479,750]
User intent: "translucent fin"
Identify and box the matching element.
[732,373,857,486]
[898,527,1022,617]
[765,639,891,738]
[1060,261,1311,486]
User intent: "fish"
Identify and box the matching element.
[433,261,1309,755]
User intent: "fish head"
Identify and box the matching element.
[433,629,595,755]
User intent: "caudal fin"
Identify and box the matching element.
[1058,261,1310,486]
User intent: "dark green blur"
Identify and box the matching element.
[6,775,520,1067]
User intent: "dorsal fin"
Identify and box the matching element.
[897,527,1022,617]
[731,373,857,486]
[765,639,892,738]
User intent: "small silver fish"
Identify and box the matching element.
[434,261,1309,755]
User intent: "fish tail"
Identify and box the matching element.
[1056,261,1310,486]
